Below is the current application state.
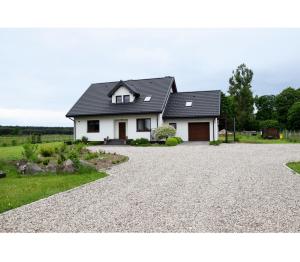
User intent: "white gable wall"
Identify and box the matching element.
[111,86,135,103]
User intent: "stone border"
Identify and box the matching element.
[283,162,300,175]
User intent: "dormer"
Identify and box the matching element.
[108,80,140,104]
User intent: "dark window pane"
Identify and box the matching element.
[123,95,130,103]
[87,120,99,133]
[116,96,122,104]
[137,118,151,132]
[169,123,177,129]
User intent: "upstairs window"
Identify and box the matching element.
[144,96,152,102]
[87,120,99,133]
[137,118,151,132]
[185,101,192,107]
[123,95,130,103]
[116,96,122,104]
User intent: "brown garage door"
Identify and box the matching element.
[188,122,210,141]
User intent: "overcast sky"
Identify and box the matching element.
[1,29,300,127]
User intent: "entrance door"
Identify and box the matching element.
[118,122,126,139]
[188,122,209,141]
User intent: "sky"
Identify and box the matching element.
[0,28,300,127]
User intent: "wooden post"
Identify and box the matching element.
[233,117,236,142]
[225,117,228,143]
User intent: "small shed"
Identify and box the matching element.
[262,127,280,139]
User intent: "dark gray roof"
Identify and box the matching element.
[66,77,176,117]
[163,90,221,119]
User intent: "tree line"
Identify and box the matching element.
[0,126,73,136]
[221,64,300,131]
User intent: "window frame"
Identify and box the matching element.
[123,95,130,103]
[116,95,122,104]
[87,120,100,133]
[169,123,177,130]
[136,118,151,132]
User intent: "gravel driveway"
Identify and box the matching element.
[1,143,300,232]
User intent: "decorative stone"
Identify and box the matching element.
[62,159,75,173]
[0,171,6,178]
[45,163,57,173]
[25,163,44,174]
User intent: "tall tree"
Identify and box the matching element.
[254,95,276,121]
[287,101,300,130]
[220,92,234,130]
[275,87,300,127]
[228,64,254,130]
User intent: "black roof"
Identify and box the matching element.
[163,90,221,119]
[66,77,177,117]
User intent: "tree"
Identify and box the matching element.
[287,102,300,130]
[275,87,300,127]
[228,64,254,130]
[255,95,276,121]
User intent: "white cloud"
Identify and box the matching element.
[0,108,72,127]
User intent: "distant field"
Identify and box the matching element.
[0,134,73,147]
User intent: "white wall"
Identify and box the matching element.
[75,114,159,141]
[111,86,135,103]
[163,117,219,141]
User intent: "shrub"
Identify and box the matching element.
[84,151,99,160]
[130,138,150,145]
[11,140,17,146]
[42,159,50,166]
[81,136,88,144]
[39,144,55,157]
[154,125,176,140]
[67,150,80,168]
[165,137,178,146]
[22,144,38,161]
[174,137,183,144]
[1,142,8,147]
[209,140,222,146]
[259,120,280,130]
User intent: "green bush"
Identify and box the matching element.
[165,137,178,146]
[42,159,50,166]
[1,142,8,147]
[154,125,176,140]
[67,150,80,168]
[22,144,38,161]
[174,137,183,144]
[259,119,280,129]
[39,144,55,157]
[130,138,150,145]
[209,140,222,146]
[84,151,99,160]
[11,140,17,146]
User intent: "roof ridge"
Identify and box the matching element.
[91,76,174,85]
[174,90,221,94]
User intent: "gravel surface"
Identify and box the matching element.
[1,143,300,232]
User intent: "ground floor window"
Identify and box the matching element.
[169,123,177,129]
[137,118,151,132]
[87,120,99,133]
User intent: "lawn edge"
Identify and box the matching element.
[283,162,300,175]
[0,171,109,216]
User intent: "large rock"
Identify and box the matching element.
[62,159,75,173]
[19,163,44,175]
[0,171,6,179]
[45,163,57,173]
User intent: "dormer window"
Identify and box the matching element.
[185,101,192,107]
[124,95,130,103]
[144,96,152,102]
[116,96,122,104]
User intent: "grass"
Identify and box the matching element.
[219,133,300,144]
[286,162,300,174]
[0,143,107,213]
[0,134,73,147]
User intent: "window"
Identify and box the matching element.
[116,96,122,104]
[185,101,192,107]
[137,118,151,132]
[169,123,177,129]
[144,96,151,102]
[123,95,130,103]
[87,120,99,133]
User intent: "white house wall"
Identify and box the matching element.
[75,114,159,141]
[163,118,218,141]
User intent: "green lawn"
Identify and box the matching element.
[0,143,107,213]
[286,162,300,174]
[219,134,299,144]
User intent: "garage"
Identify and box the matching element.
[188,122,210,141]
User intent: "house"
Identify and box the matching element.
[66,76,221,142]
